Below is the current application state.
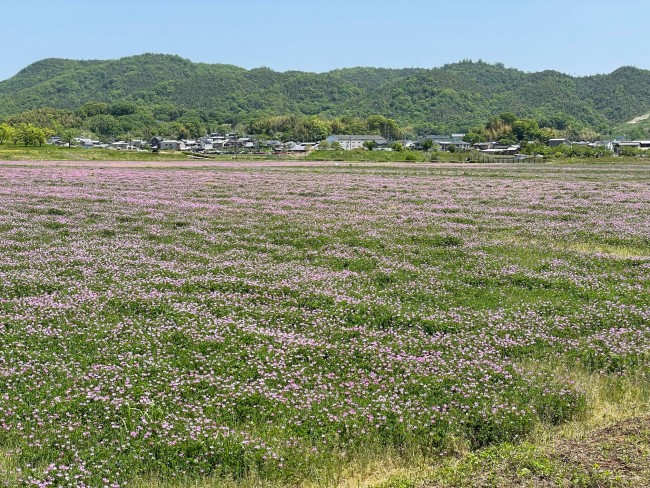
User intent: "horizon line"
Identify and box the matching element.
[3,52,645,82]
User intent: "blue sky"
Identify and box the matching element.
[3,0,648,81]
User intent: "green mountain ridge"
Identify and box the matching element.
[1,53,650,132]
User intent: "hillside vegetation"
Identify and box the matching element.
[2,54,650,135]
[614,112,650,140]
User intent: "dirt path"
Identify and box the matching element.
[628,113,650,124]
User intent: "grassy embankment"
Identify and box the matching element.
[2,143,648,165]
[0,143,183,161]
[0,144,439,163]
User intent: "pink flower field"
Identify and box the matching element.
[0,162,648,486]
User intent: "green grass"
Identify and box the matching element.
[306,149,474,163]
[0,143,186,161]
[2,143,647,165]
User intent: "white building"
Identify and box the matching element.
[326,134,388,150]
[160,140,185,151]
[109,141,131,150]
[198,139,213,150]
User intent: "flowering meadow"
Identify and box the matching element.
[0,162,649,486]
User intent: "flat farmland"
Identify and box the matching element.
[0,162,649,487]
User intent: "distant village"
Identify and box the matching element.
[47,132,650,156]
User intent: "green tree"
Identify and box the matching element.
[16,123,45,146]
[499,112,517,125]
[76,102,109,118]
[109,101,140,117]
[333,116,369,135]
[174,124,191,140]
[512,119,541,142]
[576,127,600,142]
[177,113,206,138]
[7,108,78,132]
[363,139,376,151]
[627,126,646,141]
[391,141,404,152]
[485,117,512,141]
[62,129,78,147]
[303,117,331,142]
[619,146,641,157]
[383,118,401,140]
[43,127,55,142]
[16,124,30,146]
[140,126,154,141]
[85,114,122,138]
[537,127,558,144]
[496,133,518,145]
[421,139,434,151]
[367,115,387,134]
[463,132,484,145]
[0,123,14,144]
[33,127,46,146]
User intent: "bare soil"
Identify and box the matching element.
[627,114,650,124]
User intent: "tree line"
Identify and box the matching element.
[463,112,606,146]
[0,123,49,146]
[0,105,408,144]
[0,104,643,159]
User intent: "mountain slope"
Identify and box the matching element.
[1,54,650,131]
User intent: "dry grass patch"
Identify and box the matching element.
[554,416,650,486]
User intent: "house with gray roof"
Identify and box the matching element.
[424,135,471,152]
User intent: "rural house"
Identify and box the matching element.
[326,135,388,150]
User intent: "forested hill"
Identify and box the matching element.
[1,53,650,132]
